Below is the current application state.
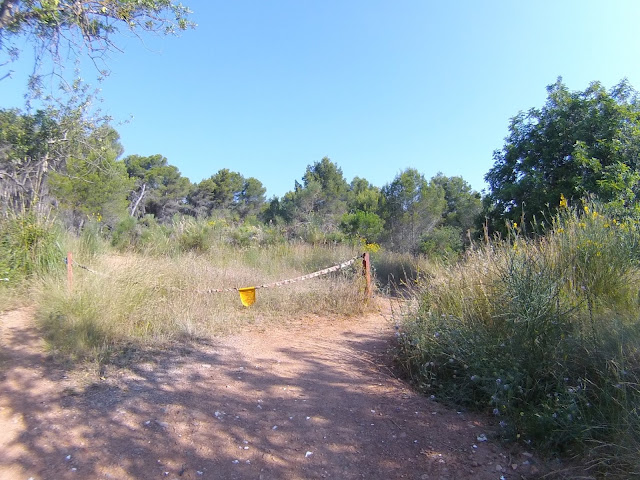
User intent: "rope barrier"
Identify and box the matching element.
[190,255,361,294]
[63,252,370,306]
[64,257,107,277]
[63,254,363,292]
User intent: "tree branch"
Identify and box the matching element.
[130,182,146,217]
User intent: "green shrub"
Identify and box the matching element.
[0,210,62,284]
[227,224,262,248]
[418,225,463,260]
[396,203,640,477]
[111,216,140,250]
[167,217,210,253]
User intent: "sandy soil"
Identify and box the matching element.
[0,299,546,480]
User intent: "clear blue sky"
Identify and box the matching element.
[2,1,640,199]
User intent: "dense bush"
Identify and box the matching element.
[0,210,62,284]
[395,203,640,477]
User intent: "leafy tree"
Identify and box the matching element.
[597,161,640,215]
[346,176,381,213]
[124,154,191,221]
[0,80,121,216]
[49,125,132,228]
[237,176,266,219]
[339,210,384,243]
[261,196,284,225]
[418,225,464,258]
[188,168,265,220]
[189,168,244,217]
[276,180,322,226]
[425,173,483,253]
[485,78,640,231]
[302,156,349,209]
[0,108,60,212]
[431,173,482,232]
[380,168,446,252]
[275,157,349,232]
[0,0,195,81]
[340,177,384,242]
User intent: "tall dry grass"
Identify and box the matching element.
[34,242,369,362]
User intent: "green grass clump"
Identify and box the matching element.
[395,203,640,478]
[0,210,62,302]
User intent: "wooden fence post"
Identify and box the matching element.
[67,252,73,293]
[362,252,372,300]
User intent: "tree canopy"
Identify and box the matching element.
[0,0,195,81]
[189,169,265,220]
[380,168,446,252]
[0,108,59,212]
[485,78,640,230]
[124,154,191,220]
[49,125,132,227]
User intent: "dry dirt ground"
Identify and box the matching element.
[0,299,547,480]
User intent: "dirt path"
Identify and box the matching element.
[0,300,543,480]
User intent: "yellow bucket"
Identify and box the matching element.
[238,287,256,307]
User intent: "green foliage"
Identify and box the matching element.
[111,216,139,250]
[274,157,349,232]
[339,210,384,243]
[238,177,267,219]
[175,218,211,253]
[418,225,463,259]
[0,210,61,285]
[188,169,265,220]
[263,162,481,256]
[431,173,482,233]
[302,156,349,202]
[124,154,191,221]
[48,125,133,228]
[77,216,108,257]
[0,108,60,212]
[380,168,446,252]
[1,0,195,81]
[396,204,640,476]
[485,78,640,233]
[110,215,288,255]
[227,224,263,248]
[346,177,381,213]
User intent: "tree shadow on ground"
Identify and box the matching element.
[0,311,508,480]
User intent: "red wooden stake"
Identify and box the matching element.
[67,252,73,293]
[362,252,372,300]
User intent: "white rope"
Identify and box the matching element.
[65,254,363,294]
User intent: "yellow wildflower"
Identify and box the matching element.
[559,194,568,208]
[365,242,381,253]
